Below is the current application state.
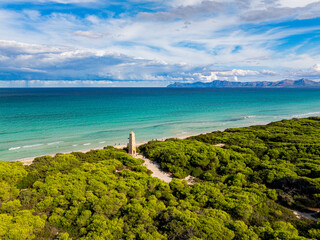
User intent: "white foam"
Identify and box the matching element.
[72,144,78,147]
[22,144,43,148]
[244,115,256,119]
[83,143,91,146]
[99,141,106,144]
[292,112,320,118]
[9,147,21,151]
[47,141,62,146]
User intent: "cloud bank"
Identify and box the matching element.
[0,0,320,86]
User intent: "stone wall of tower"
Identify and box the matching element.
[129,132,136,155]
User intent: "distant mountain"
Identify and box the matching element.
[167,78,320,88]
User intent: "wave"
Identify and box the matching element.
[9,147,21,151]
[22,144,43,148]
[225,115,257,122]
[89,120,220,136]
[292,112,320,118]
[47,141,62,146]
[83,143,91,146]
[99,141,106,144]
[72,144,78,147]
[10,141,61,151]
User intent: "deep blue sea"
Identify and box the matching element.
[1,88,320,161]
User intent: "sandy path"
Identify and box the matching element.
[136,155,173,183]
[136,154,197,184]
[293,210,319,221]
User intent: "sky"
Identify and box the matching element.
[0,0,320,87]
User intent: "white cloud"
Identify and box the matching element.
[193,68,276,82]
[170,0,203,7]
[139,1,226,21]
[285,64,320,79]
[3,0,99,3]
[0,40,192,82]
[0,55,9,61]
[0,40,69,54]
[278,0,319,8]
[220,69,260,76]
[23,10,41,20]
[0,0,319,86]
[260,69,277,75]
[74,31,102,39]
[0,80,112,87]
[0,38,316,85]
[312,64,320,72]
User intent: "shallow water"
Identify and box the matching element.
[1,88,320,161]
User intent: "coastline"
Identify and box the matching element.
[9,114,307,166]
[12,130,216,166]
[3,87,320,166]
[10,114,310,166]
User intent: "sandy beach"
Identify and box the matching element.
[8,130,225,185]
[13,130,217,166]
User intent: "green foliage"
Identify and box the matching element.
[1,118,320,239]
[140,117,320,210]
[139,139,254,179]
[0,210,45,239]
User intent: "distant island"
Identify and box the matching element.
[167,78,320,88]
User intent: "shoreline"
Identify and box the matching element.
[8,114,319,166]
[12,130,216,166]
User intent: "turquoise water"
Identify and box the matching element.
[1,88,320,161]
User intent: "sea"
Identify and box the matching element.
[1,88,320,162]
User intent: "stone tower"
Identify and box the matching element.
[129,131,136,155]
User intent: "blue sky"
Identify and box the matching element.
[0,0,320,87]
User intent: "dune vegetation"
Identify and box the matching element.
[1,117,320,239]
